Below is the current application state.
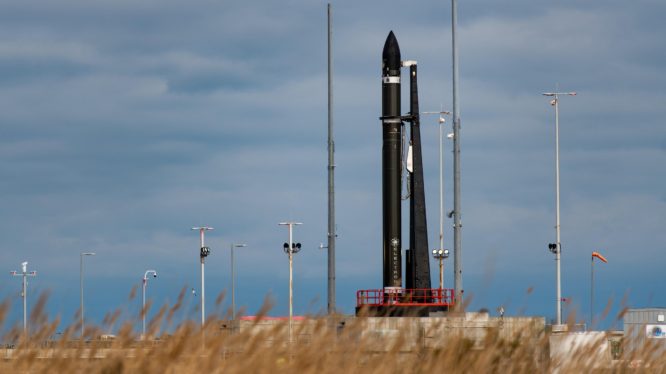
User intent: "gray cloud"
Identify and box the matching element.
[0,0,663,324]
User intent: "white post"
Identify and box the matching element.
[142,277,146,337]
[230,243,246,322]
[11,262,36,336]
[80,255,83,337]
[555,95,562,326]
[423,110,451,292]
[279,222,302,344]
[23,271,27,333]
[80,252,95,339]
[590,256,594,328]
[543,90,576,326]
[288,224,293,343]
[231,244,235,321]
[142,270,157,339]
[192,227,213,329]
[439,258,444,292]
[200,229,205,327]
[439,117,444,255]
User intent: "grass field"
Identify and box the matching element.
[1,290,664,373]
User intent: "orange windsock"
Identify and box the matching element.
[592,251,608,263]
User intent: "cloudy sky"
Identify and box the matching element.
[1,0,664,332]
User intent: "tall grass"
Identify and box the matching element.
[1,290,664,373]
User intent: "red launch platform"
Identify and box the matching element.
[356,288,455,317]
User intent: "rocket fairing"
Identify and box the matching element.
[381,31,402,289]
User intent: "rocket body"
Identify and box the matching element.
[381,31,402,288]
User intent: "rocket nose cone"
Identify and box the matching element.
[382,31,401,70]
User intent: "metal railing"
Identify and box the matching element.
[356,288,455,307]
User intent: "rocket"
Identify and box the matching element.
[380,31,431,292]
[381,31,403,289]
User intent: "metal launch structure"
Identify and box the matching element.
[356,32,455,316]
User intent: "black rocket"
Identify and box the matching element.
[381,31,403,289]
[380,31,431,293]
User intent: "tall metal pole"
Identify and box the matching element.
[11,262,36,336]
[23,271,27,333]
[142,270,157,338]
[422,111,451,261]
[230,243,246,321]
[327,2,336,316]
[542,91,575,326]
[439,258,443,289]
[279,222,302,344]
[451,0,463,306]
[80,252,95,339]
[590,256,594,328]
[289,226,293,341]
[201,231,205,327]
[231,244,235,320]
[439,119,444,255]
[192,226,213,328]
[143,275,146,337]
[555,95,562,326]
[80,255,83,337]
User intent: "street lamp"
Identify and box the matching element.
[543,90,576,326]
[10,261,37,336]
[279,221,302,343]
[590,251,608,328]
[423,110,452,266]
[80,252,95,339]
[142,269,158,339]
[191,227,213,328]
[431,249,450,290]
[229,243,247,321]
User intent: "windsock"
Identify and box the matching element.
[592,251,608,263]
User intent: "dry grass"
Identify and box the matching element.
[1,290,664,373]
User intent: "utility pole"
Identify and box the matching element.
[543,90,576,326]
[192,226,213,328]
[279,221,302,344]
[80,252,95,339]
[142,269,157,339]
[11,261,37,336]
[327,2,336,316]
[451,0,464,307]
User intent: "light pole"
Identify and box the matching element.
[543,90,576,326]
[451,0,464,308]
[279,221,302,343]
[191,227,213,328]
[229,243,247,321]
[431,249,450,290]
[80,252,95,339]
[590,251,608,328]
[10,261,37,336]
[423,110,452,258]
[142,269,157,339]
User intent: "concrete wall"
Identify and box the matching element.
[234,313,545,354]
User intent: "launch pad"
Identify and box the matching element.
[356,288,455,317]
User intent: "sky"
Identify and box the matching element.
[1,0,665,334]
